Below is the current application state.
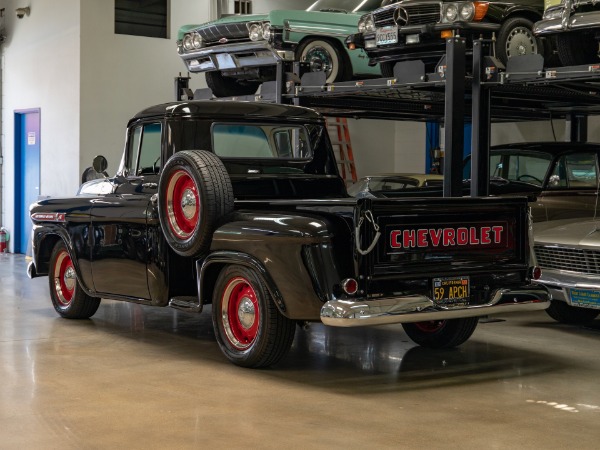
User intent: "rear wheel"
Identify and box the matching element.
[212,265,296,368]
[49,241,101,319]
[205,71,259,98]
[545,300,599,324]
[402,317,479,349]
[556,32,598,66]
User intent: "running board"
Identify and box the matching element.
[168,296,202,313]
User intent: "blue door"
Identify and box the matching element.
[14,110,41,254]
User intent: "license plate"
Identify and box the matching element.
[376,26,398,46]
[569,288,600,310]
[433,276,470,306]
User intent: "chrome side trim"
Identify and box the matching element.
[320,286,549,327]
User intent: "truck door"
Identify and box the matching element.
[90,122,162,300]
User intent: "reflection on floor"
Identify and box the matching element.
[1,254,599,448]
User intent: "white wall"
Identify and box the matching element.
[79,0,210,175]
[0,0,81,251]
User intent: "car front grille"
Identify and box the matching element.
[197,22,250,45]
[535,245,600,275]
[373,3,441,28]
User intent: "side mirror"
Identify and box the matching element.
[92,155,109,176]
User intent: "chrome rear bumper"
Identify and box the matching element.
[320,285,549,327]
[534,12,600,35]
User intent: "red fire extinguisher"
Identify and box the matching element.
[0,228,9,253]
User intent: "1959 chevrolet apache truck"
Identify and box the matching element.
[27,101,549,368]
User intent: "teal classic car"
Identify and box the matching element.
[177,0,385,97]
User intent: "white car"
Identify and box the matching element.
[534,219,600,324]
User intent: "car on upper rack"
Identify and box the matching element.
[345,0,549,75]
[534,218,600,324]
[463,142,600,222]
[177,0,386,98]
[533,0,600,66]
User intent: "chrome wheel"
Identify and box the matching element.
[504,26,538,58]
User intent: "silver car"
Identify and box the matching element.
[534,219,600,324]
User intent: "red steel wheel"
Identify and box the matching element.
[402,317,479,349]
[53,248,76,307]
[221,276,260,350]
[158,150,234,257]
[48,241,101,319]
[212,265,296,368]
[164,169,200,240]
[413,320,446,333]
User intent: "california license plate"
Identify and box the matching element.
[433,276,470,306]
[376,26,398,45]
[569,288,600,310]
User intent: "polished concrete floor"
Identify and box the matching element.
[1,253,600,449]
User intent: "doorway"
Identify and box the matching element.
[14,109,40,254]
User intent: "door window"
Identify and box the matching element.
[125,123,162,176]
[549,152,598,188]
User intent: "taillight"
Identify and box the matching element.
[342,278,358,295]
[529,266,542,281]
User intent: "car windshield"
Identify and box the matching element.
[306,0,385,13]
[464,150,553,187]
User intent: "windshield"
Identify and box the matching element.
[306,0,385,13]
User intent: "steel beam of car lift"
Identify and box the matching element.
[442,37,467,198]
[470,38,492,197]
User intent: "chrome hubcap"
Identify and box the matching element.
[237,297,256,329]
[506,27,537,58]
[180,188,197,220]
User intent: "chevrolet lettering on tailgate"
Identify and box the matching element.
[389,223,507,251]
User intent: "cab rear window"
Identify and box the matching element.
[212,124,312,159]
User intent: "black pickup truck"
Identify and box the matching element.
[28,101,549,368]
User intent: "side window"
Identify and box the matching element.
[549,152,598,188]
[136,123,162,175]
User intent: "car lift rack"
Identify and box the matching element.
[178,36,600,199]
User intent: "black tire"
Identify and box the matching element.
[556,32,598,66]
[296,38,350,83]
[205,71,259,98]
[545,300,600,324]
[381,61,394,78]
[158,150,234,257]
[495,17,543,65]
[402,317,479,349]
[212,265,296,368]
[49,241,101,319]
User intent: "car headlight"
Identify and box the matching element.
[248,22,263,41]
[358,14,375,33]
[443,4,459,23]
[262,22,271,40]
[192,33,203,49]
[459,3,475,21]
[183,34,194,51]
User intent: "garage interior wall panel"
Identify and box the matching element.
[0,0,81,248]
[230,1,314,14]
[79,0,210,176]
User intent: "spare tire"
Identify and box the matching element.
[158,150,234,257]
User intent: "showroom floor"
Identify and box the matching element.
[1,253,599,449]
